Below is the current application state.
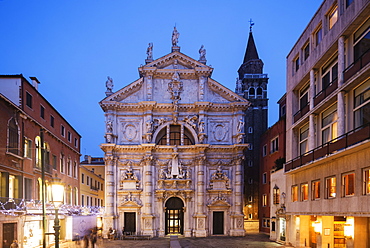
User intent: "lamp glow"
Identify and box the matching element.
[51,175,65,248]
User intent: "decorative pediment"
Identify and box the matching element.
[207,193,230,207]
[120,192,142,207]
[100,78,144,103]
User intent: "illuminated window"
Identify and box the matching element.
[363,168,370,195]
[35,136,42,168]
[273,185,280,205]
[292,185,298,202]
[321,104,338,144]
[301,183,309,201]
[342,172,355,197]
[24,138,32,158]
[312,180,321,200]
[328,5,338,30]
[326,177,337,198]
[60,154,65,173]
[262,194,267,207]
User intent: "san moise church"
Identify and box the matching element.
[99,28,250,237]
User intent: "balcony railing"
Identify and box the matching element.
[344,49,370,82]
[293,104,310,123]
[285,122,370,172]
[313,79,338,107]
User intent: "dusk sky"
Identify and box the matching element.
[1,0,322,157]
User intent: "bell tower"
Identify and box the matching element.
[236,22,268,223]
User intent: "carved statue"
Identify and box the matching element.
[106,119,113,133]
[237,117,244,133]
[146,120,153,133]
[172,26,180,46]
[184,115,198,130]
[198,120,205,133]
[146,42,153,60]
[106,76,114,92]
[199,45,206,60]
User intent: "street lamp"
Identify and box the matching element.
[50,175,65,248]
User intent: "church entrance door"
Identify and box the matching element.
[124,212,136,234]
[213,211,224,235]
[165,197,184,235]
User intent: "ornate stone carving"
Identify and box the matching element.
[183,115,198,131]
[105,76,114,96]
[121,192,142,207]
[213,123,227,141]
[172,27,179,47]
[209,163,230,190]
[120,162,140,189]
[168,72,183,102]
[123,123,138,141]
[208,193,229,206]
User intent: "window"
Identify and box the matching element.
[87,176,90,186]
[74,138,78,148]
[40,105,45,119]
[270,137,279,153]
[248,160,253,167]
[273,185,280,205]
[60,155,64,173]
[326,176,337,198]
[26,92,33,108]
[24,138,32,158]
[68,131,71,142]
[25,178,33,200]
[61,125,65,137]
[363,168,370,195]
[354,18,370,61]
[301,183,309,201]
[312,180,321,200]
[248,196,253,202]
[354,80,370,128]
[299,123,309,155]
[321,58,338,91]
[294,56,300,72]
[262,144,267,157]
[346,0,354,7]
[248,127,253,133]
[342,172,355,197]
[52,155,57,169]
[35,136,41,168]
[303,42,310,61]
[321,104,338,144]
[292,185,298,202]
[86,196,89,206]
[50,115,54,128]
[262,173,267,184]
[328,5,338,30]
[81,195,85,206]
[156,125,194,145]
[73,162,78,178]
[248,178,253,184]
[82,173,85,184]
[249,87,255,98]
[8,118,19,155]
[315,25,323,46]
[299,83,309,110]
[262,194,267,207]
[67,159,71,176]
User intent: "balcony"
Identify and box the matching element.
[285,122,370,172]
[313,79,338,107]
[343,49,370,82]
[293,104,309,123]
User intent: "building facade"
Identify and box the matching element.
[259,95,286,234]
[236,29,268,225]
[100,31,249,238]
[80,156,105,208]
[0,75,81,247]
[285,0,370,247]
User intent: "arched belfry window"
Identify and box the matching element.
[257,87,263,97]
[156,124,194,145]
[248,87,255,98]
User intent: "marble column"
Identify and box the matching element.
[194,155,207,237]
[142,155,154,236]
[103,155,117,236]
[230,155,245,236]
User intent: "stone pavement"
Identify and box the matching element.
[59,233,291,248]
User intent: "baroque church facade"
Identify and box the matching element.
[99,29,250,237]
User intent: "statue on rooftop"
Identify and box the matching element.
[172,26,180,46]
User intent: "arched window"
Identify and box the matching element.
[248,87,255,98]
[35,136,42,168]
[8,118,19,155]
[257,87,263,97]
[156,125,194,145]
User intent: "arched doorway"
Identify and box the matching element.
[165,197,184,235]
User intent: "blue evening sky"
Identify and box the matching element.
[1,0,323,157]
